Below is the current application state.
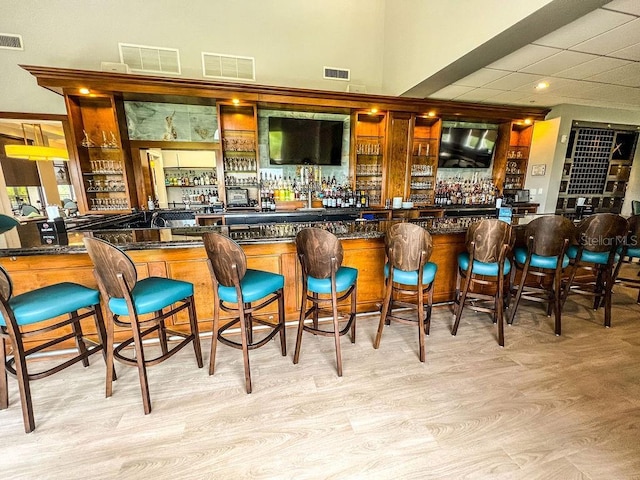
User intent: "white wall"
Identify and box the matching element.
[524,117,561,213]
[543,104,640,216]
[0,0,386,114]
[381,0,554,95]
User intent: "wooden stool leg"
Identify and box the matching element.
[508,263,529,325]
[92,306,117,382]
[374,275,393,349]
[10,331,35,433]
[553,271,562,336]
[497,273,505,347]
[157,310,168,356]
[417,282,426,363]
[209,300,221,375]
[237,304,252,394]
[604,267,613,328]
[0,337,8,410]
[105,315,115,398]
[312,292,319,332]
[425,285,434,336]
[278,291,286,356]
[331,288,343,377]
[130,315,152,415]
[350,283,357,344]
[70,311,90,367]
[188,297,203,368]
[452,270,469,336]
[293,286,307,365]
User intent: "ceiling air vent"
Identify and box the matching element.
[324,67,350,81]
[119,43,181,75]
[202,52,255,81]
[0,33,23,50]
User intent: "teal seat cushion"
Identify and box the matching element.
[0,282,99,327]
[384,262,437,286]
[514,246,570,269]
[625,247,640,258]
[218,269,284,303]
[108,276,193,316]
[307,266,358,294]
[457,252,511,276]
[567,245,620,265]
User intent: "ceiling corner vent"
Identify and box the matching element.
[324,67,350,81]
[202,52,255,81]
[0,33,23,51]
[119,43,181,75]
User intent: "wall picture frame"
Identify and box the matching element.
[531,164,546,176]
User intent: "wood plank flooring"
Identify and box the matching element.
[1,279,639,479]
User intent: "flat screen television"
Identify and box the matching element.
[269,117,344,166]
[438,121,499,168]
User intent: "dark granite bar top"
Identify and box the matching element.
[0,215,493,257]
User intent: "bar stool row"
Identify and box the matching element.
[2,214,638,433]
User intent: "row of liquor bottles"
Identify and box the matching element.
[434,176,497,206]
[259,186,370,211]
[164,170,217,187]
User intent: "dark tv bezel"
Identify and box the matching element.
[268,117,344,166]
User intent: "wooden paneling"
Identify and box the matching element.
[386,113,411,201]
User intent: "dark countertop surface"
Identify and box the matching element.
[0,215,492,257]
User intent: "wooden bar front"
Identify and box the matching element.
[0,232,466,352]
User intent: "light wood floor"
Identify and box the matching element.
[2,281,640,479]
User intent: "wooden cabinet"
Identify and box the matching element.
[504,122,533,191]
[65,94,136,214]
[352,111,386,207]
[218,103,259,207]
[408,115,441,206]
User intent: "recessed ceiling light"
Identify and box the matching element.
[524,119,532,125]
[79,87,90,94]
[232,98,240,105]
[535,82,549,90]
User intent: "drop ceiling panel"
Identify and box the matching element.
[483,72,544,90]
[455,88,506,102]
[609,42,640,61]
[604,0,640,16]
[534,9,633,49]
[428,84,475,100]
[454,68,510,87]
[520,51,597,75]
[487,45,560,71]
[555,56,631,79]
[572,18,640,55]
[587,62,640,85]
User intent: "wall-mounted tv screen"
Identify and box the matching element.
[438,121,499,168]
[269,117,344,166]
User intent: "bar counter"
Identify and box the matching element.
[0,214,489,351]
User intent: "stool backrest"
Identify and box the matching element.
[627,215,640,247]
[466,218,513,263]
[0,265,13,302]
[84,237,138,298]
[576,213,629,253]
[385,222,433,272]
[632,200,640,216]
[296,227,343,279]
[202,232,247,287]
[525,215,575,257]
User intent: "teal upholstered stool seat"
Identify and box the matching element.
[307,266,357,294]
[567,245,620,265]
[457,252,511,276]
[1,282,99,327]
[384,262,437,286]
[108,277,194,316]
[375,223,437,363]
[514,246,570,270]
[218,269,284,303]
[0,265,108,433]
[203,232,286,394]
[0,214,19,235]
[295,227,358,376]
[625,247,640,258]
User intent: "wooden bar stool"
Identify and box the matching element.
[202,232,285,394]
[373,222,437,362]
[294,227,357,376]
[452,218,513,346]
[564,213,629,327]
[84,237,203,415]
[0,265,109,433]
[613,215,640,303]
[508,215,575,335]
